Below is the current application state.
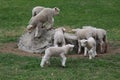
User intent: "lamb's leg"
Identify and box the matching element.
[40,58,46,67]
[34,23,42,38]
[40,56,49,67]
[78,40,81,54]
[99,38,104,53]
[93,47,97,57]
[88,50,93,59]
[103,35,107,53]
[60,53,67,67]
[104,42,108,53]
[84,47,88,56]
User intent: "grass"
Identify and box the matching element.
[0,53,120,80]
[0,0,120,42]
[0,0,120,80]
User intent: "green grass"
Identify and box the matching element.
[0,0,120,42]
[0,53,120,80]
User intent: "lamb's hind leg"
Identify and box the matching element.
[60,53,67,67]
[100,40,104,53]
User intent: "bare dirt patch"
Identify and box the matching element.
[0,41,120,58]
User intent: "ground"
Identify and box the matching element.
[0,41,120,58]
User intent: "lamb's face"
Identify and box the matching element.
[80,39,87,47]
[67,44,74,51]
[55,27,66,33]
[53,7,60,16]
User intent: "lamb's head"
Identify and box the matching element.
[55,27,66,33]
[66,44,74,51]
[53,7,60,16]
[26,25,34,32]
[78,39,88,47]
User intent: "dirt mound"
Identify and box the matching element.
[0,41,120,58]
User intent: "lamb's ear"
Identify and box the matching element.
[62,27,66,32]
[54,7,60,12]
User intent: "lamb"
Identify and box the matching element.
[72,28,95,54]
[32,6,45,16]
[27,7,60,36]
[82,26,107,53]
[40,44,74,67]
[78,37,97,59]
[54,27,66,47]
[29,6,45,24]
[95,28,107,53]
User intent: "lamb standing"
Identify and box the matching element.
[54,27,66,47]
[32,6,45,16]
[95,28,107,53]
[40,44,74,67]
[27,7,60,37]
[72,28,94,54]
[29,6,45,24]
[78,37,97,59]
[82,26,107,53]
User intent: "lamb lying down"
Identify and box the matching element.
[40,44,74,67]
[78,37,97,59]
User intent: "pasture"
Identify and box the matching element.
[0,0,120,80]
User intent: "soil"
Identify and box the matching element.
[0,41,120,58]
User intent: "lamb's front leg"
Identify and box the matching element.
[78,40,81,54]
[84,47,88,56]
[40,58,46,67]
[60,53,67,67]
[88,50,93,59]
[34,23,42,38]
[40,56,49,67]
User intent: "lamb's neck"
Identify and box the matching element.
[63,46,69,54]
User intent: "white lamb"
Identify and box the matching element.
[32,6,45,16]
[29,6,45,24]
[40,44,74,67]
[27,7,60,37]
[82,26,107,53]
[72,28,95,54]
[54,27,66,47]
[95,28,107,53]
[27,7,60,32]
[78,37,97,59]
